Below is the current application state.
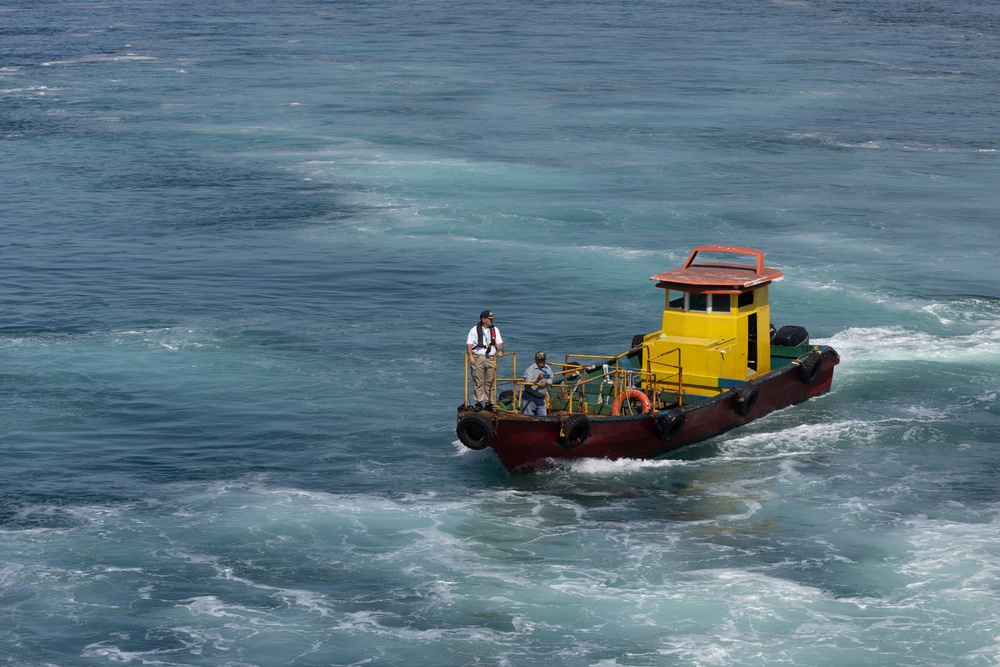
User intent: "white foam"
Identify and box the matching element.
[0,85,58,95]
[562,456,692,475]
[41,54,158,67]
[717,419,874,458]
[923,299,1000,326]
[81,642,166,662]
[825,325,1000,363]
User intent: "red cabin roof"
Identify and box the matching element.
[650,246,784,292]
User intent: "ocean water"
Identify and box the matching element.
[2,0,1000,664]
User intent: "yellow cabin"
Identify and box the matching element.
[644,246,784,397]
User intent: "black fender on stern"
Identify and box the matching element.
[456,412,495,450]
[798,349,823,385]
[560,414,591,450]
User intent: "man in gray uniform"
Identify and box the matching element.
[521,351,554,416]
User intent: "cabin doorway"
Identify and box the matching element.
[747,313,758,374]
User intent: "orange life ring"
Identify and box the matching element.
[611,389,651,416]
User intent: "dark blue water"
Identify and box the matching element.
[3,1,1000,665]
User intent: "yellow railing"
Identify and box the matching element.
[463,351,521,411]
[558,346,684,414]
[463,344,685,415]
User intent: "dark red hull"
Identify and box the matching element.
[459,346,839,474]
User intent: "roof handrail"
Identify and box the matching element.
[681,246,766,274]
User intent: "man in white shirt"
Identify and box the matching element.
[465,310,504,410]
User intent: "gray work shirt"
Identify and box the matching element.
[523,363,554,399]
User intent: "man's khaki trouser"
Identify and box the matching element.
[471,354,496,404]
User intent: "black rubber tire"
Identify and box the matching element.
[733,384,759,417]
[799,350,823,385]
[560,414,591,450]
[456,412,494,450]
[656,408,686,443]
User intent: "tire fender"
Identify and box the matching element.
[798,349,823,385]
[733,383,759,417]
[560,414,591,450]
[656,408,686,443]
[456,412,495,450]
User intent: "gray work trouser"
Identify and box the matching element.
[520,394,547,416]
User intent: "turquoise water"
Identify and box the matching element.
[2,0,1000,664]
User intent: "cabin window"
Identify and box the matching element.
[738,291,754,309]
[668,290,685,310]
[667,291,732,313]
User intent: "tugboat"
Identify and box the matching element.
[455,246,840,474]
